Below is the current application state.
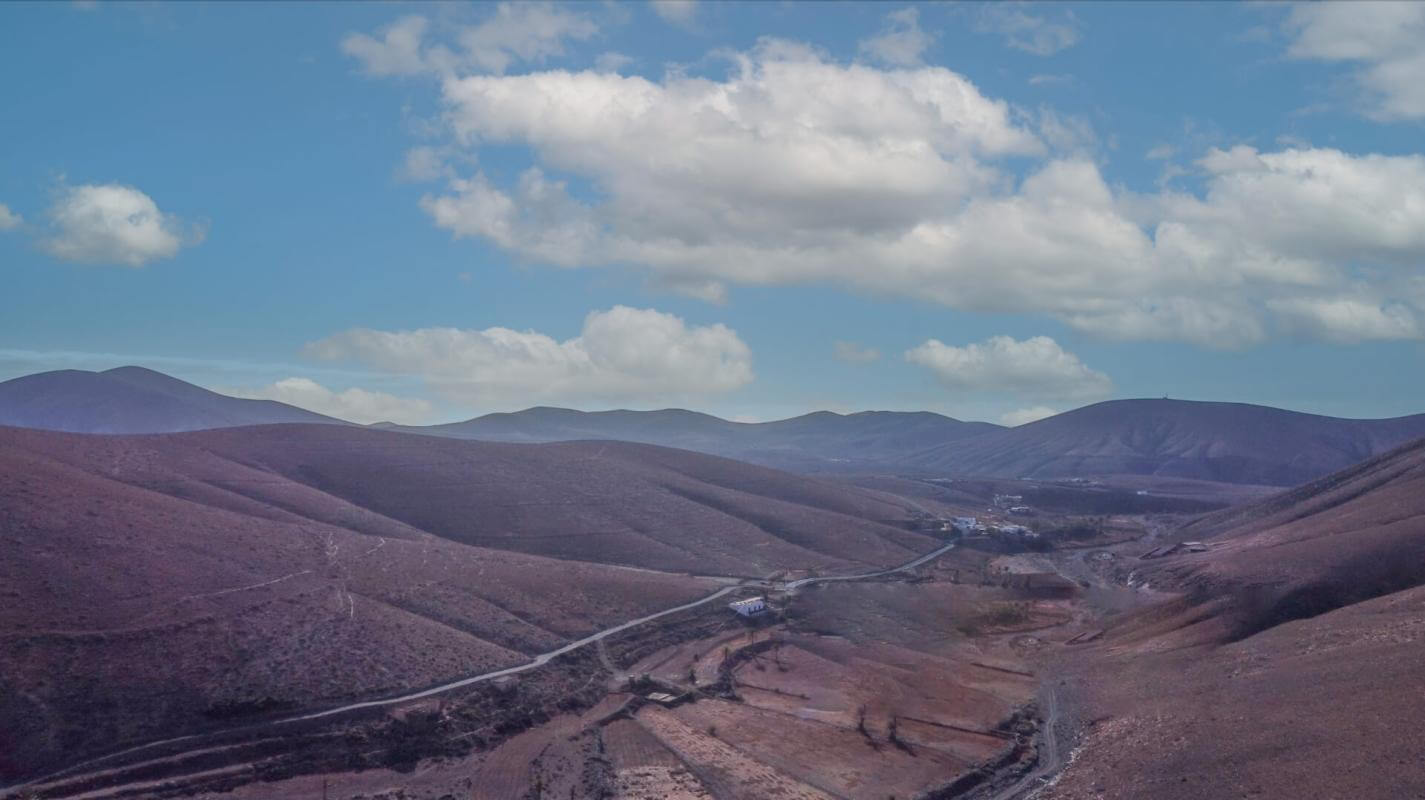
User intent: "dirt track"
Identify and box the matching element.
[986,687,1063,800]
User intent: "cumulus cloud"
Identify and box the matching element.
[905,335,1113,399]
[459,2,598,74]
[1266,296,1420,343]
[0,204,20,231]
[305,306,753,407]
[1283,1,1425,120]
[43,183,202,267]
[226,378,434,425]
[859,7,933,67]
[342,15,431,76]
[1000,405,1060,427]
[358,32,1425,348]
[833,341,881,364]
[977,4,1082,56]
[650,0,697,28]
[342,3,596,78]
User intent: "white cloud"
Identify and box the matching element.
[1036,107,1096,154]
[396,146,451,182]
[342,4,597,78]
[905,335,1113,399]
[1146,144,1176,160]
[650,0,696,28]
[1266,296,1420,343]
[1028,73,1074,87]
[459,2,598,74]
[43,183,202,267]
[1283,1,1425,120]
[226,378,434,425]
[360,34,1425,348]
[977,4,1082,57]
[304,306,753,407]
[342,15,431,77]
[859,7,933,67]
[833,341,881,364]
[1000,405,1059,426]
[0,204,21,231]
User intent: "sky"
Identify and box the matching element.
[2,1,1424,426]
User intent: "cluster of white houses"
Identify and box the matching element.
[949,516,1038,539]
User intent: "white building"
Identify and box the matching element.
[728,597,768,617]
[951,516,978,532]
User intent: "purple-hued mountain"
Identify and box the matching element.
[5,366,1425,485]
[378,407,1003,472]
[902,398,1425,486]
[0,366,344,433]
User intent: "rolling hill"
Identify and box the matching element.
[382,406,1002,472]
[0,366,344,433]
[904,398,1425,486]
[1035,436,1425,800]
[1133,434,1425,641]
[0,423,935,781]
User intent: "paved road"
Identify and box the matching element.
[783,541,956,589]
[11,541,960,796]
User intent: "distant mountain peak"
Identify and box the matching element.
[0,366,346,434]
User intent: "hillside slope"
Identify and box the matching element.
[906,398,1425,486]
[1037,438,1425,800]
[0,424,933,781]
[1131,435,1425,641]
[0,366,345,433]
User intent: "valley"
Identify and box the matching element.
[2,387,1423,800]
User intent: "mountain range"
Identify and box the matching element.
[5,366,1425,486]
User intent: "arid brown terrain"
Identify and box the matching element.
[1032,437,1425,800]
[0,423,960,796]
[4,418,1424,800]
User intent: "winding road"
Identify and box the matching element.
[783,541,956,589]
[9,540,959,796]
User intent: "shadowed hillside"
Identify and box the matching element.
[0,424,936,781]
[1035,439,1425,800]
[0,367,344,433]
[905,398,1425,486]
[1128,435,1425,642]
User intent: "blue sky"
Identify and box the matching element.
[2,1,1423,425]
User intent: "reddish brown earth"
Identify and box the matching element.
[1136,436,1425,641]
[0,423,937,784]
[1036,437,1425,800]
